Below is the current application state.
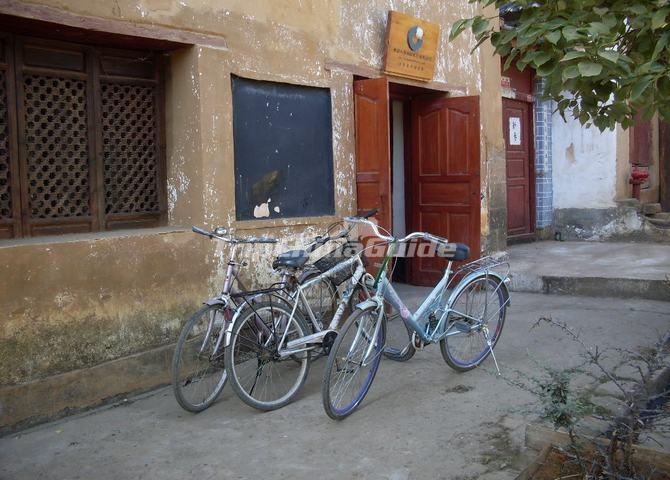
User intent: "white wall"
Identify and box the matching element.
[552,109,617,209]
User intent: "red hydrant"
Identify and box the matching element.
[629,168,649,200]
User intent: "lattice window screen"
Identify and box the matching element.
[23,75,90,219]
[0,70,11,220]
[101,83,159,215]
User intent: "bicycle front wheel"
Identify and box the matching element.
[440,275,507,372]
[322,306,385,420]
[226,301,311,411]
[171,304,229,412]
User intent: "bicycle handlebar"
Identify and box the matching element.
[343,216,450,246]
[191,226,278,244]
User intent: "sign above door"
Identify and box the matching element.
[383,11,440,82]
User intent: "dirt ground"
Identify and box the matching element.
[1,291,668,480]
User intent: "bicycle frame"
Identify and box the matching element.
[275,254,371,358]
[356,241,511,345]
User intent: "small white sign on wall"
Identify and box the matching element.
[509,117,521,146]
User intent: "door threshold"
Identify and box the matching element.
[506,232,536,245]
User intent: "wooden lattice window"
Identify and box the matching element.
[0,35,166,239]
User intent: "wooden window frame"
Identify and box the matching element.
[0,33,167,239]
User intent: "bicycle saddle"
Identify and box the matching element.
[440,243,470,261]
[272,250,309,269]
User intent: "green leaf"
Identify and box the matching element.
[597,50,620,63]
[562,65,580,81]
[536,58,558,77]
[629,5,647,15]
[658,76,670,98]
[532,51,552,67]
[472,17,490,36]
[449,18,472,41]
[630,77,652,101]
[652,32,669,61]
[652,8,669,30]
[562,26,582,41]
[602,14,617,29]
[588,22,610,35]
[545,30,562,44]
[562,50,587,62]
[577,62,603,77]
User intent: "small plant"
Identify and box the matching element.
[508,317,670,479]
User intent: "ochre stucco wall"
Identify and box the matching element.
[0,0,504,429]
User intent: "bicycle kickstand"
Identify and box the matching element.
[483,328,501,376]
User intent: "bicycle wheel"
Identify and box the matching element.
[226,300,311,411]
[172,304,229,412]
[322,306,386,420]
[347,286,414,362]
[299,270,338,330]
[440,275,507,372]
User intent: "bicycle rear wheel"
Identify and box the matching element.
[226,301,311,411]
[322,306,385,420]
[171,304,229,412]
[440,275,507,372]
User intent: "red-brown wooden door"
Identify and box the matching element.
[354,77,392,274]
[503,98,534,237]
[354,77,391,230]
[409,96,481,286]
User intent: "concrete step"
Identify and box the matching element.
[643,202,663,215]
[508,241,670,301]
[650,212,670,221]
[647,215,670,228]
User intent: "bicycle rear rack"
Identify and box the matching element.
[450,255,511,285]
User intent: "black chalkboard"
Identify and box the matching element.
[232,76,335,221]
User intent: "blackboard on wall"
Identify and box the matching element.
[232,76,335,221]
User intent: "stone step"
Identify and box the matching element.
[643,202,663,215]
[650,212,670,221]
[647,215,670,228]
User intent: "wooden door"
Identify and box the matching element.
[409,96,481,286]
[660,121,670,211]
[354,77,391,230]
[354,77,392,274]
[503,98,534,237]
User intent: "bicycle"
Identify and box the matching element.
[171,226,279,412]
[321,216,511,419]
[224,211,380,411]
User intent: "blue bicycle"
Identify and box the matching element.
[321,215,511,419]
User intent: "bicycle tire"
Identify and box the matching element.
[440,275,508,372]
[226,300,311,411]
[322,306,386,420]
[171,304,229,412]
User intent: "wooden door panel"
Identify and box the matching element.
[410,96,481,286]
[354,77,391,232]
[503,98,534,237]
[354,77,391,275]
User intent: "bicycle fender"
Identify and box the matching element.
[204,295,230,307]
[353,297,382,312]
[446,270,511,307]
